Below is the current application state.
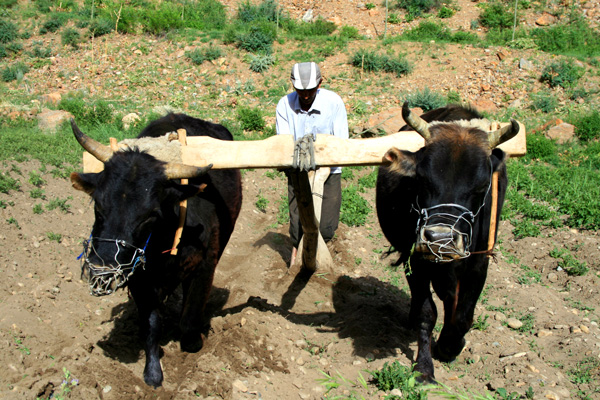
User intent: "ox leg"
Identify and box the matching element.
[407,273,438,383]
[434,267,487,362]
[129,283,164,387]
[179,254,217,353]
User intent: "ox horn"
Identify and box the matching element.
[71,119,114,163]
[164,163,213,180]
[488,119,519,149]
[402,101,431,141]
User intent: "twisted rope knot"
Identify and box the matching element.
[292,134,316,171]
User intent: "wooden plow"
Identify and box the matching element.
[83,121,527,273]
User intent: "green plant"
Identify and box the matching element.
[89,18,113,37]
[540,59,584,88]
[255,191,269,212]
[479,1,515,29]
[1,62,29,82]
[351,49,412,77]
[437,6,455,18]
[46,197,72,214]
[405,87,446,111]
[61,27,81,49]
[7,217,20,229]
[495,388,520,400]
[235,24,276,54]
[571,110,600,141]
[40,13,68,34]
[0,172,20,193]
[340,185,371,227]
[0,19,18,44]
[549,247,589,276]
[12,333,30,355]
[395,0,441,19]
[237,107,265,131]
[388,13,402,24]
[531,13,600,57]
[317,370,368,399]
[472,314,490,331]
[47,232,62,243]
[249,53,275,73]
[29,171,46,187]
[33,204,44,214]
[370,361,428,399]
[530,91,558,113]
[40,367,79,400]
[276,195,289,225]
[186,45,223,65]
[366,2,376,9]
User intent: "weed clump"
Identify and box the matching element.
[341,185,371,227]
[186,45,223,65]
[370,361,427,399]
[404,87,446,111]
[61,28,81,49]
[249,53,275,72]
[0,19,18,44]
[237,107,265,132]
[351,49,412,77]
[1,62,29,82]
[540,59,584,88]
[572,110,600,142]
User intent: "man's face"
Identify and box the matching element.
[295,85,319,110]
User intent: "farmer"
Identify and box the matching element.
[275,61,349,266]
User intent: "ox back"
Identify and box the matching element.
[71,113,242,387]
[376,104,509,382]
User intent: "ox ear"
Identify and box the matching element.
[166,182,204,202]
[382,147,417,177]
[490,148,507,172]
[70,172,98,196]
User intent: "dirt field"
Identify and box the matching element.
[1,157,599,399]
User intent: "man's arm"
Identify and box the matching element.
[332,97,349,140]
[276,97,292,136]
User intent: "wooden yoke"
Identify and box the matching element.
[290,167,334,273]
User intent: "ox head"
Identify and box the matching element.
[70,119,212,295]
[384,103,519,262]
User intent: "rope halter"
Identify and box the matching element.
[78,235,151,296]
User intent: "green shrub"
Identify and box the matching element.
[237,0,283,23]
[388,13,402,24]
[571,110,600,141]
[0,19,18,44]
[437,6,455,18]
[338,25,360,39]
[236,24,276,54]
[395,0,441,19]
[59,97,113,125]
[540,59,584,88]
[341,185,371,227]
[351,49,412,77]
[530,91,558,113]
[1,62,29,82]
[524,133,557,161]
[399,21,479,44]
[288,18,337,37]
[61,28,81,49]
[0,45,6,60]
[0,0,18,8]
[237,107,265,131]
[143,2,184,35]
[40,13,68,34]
[186,45,223,65]
[89,18,114,37]
[249,53,275,72]
[405,87,446,111]
[479,1,515,29]
[30,45,53,58]
[531,13,600,57]
[370,361,427,398]
[181,0,227,30]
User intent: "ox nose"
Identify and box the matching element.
[423,227,458,245]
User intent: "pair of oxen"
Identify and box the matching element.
[70,103,518,387]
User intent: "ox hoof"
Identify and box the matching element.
[143,365,163,388]
[415,371,437,385]
[181,331,204,353]
[433,337,465,362]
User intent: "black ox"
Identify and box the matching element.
[70,113,242,387]
[376,102,519,382]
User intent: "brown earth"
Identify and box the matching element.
[1,0,600,399]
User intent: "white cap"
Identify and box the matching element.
[290,62,322,90]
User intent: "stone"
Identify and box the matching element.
[537,329,553,337]
[546,123,575,144]
[366,107,405,135]
[122,112,141,130]
[547,272,558,282]
[302,9,314,23]
[472,99,497,113]
[40,92,62,106]
[507,318,523,329]
[232,379,248,392]
[519,58,534,70]
[37,109,73,133]
[536,13,557,26]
